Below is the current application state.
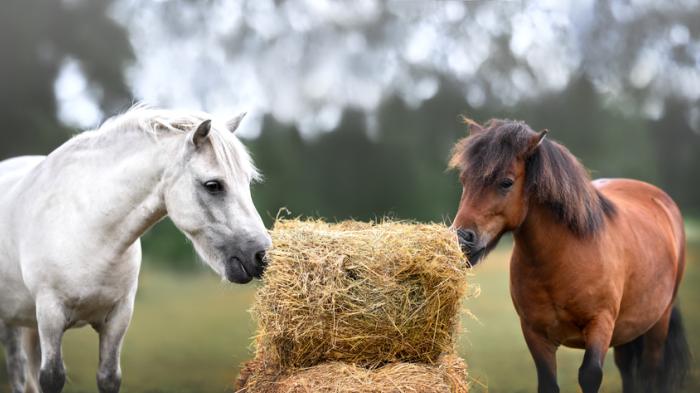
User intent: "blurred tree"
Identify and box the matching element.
[110,0,700,213]
[247,81,467,225]
[245,75,670,229]
[2,0,699,271]
[579,1,700,212]
[651,99,700,211]
[0,0,133,159]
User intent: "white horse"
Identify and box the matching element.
[0,107,271,393]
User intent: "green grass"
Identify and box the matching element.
[2,234,699,392]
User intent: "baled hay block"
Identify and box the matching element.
[253,219,469,368]
[236,353,469,393]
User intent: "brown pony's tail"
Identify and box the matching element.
[627,304,692,392]
[658,305,692,390]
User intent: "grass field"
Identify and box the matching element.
[1,234,699,392]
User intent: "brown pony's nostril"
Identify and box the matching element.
[458,228,477,245]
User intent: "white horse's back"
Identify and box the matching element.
[0,155,45,216]
[0,156,44,194]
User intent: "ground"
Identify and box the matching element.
[1,226,699,393]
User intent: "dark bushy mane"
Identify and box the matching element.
[449,119,615,237]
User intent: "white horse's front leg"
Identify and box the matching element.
[0,320,28,393]
[35,297,67,393]
[22,328,41,393]
[94,298,134,393]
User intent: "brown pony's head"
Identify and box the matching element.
[449,118,614,265]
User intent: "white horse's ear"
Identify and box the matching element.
[226,112,247,133]
[192,120,212,147]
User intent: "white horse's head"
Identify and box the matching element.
[161,113,271,283]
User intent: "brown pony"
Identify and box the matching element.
[449,118,690,393]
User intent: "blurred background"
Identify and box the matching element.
[1,0,699,392]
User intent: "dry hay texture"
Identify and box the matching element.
[252,219,470,369]
[236,353,469,393]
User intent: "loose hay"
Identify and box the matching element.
[236,353,469,393]
[252,219,469,369]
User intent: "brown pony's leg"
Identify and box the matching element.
[641,307,672,392]
[614,336,643,393]
[521,323,559,393]
[578,316,614,393]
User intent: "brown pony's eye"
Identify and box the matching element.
[203,180,224,194]
[499,178,514,190]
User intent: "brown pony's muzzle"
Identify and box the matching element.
[456,227,486,266]
[457,228,477,252]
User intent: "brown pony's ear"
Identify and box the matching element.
[459,115,484,135]
[526,129,548,156]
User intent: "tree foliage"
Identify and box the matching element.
[1,0,699,270]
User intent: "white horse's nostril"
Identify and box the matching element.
[255,250,268,267]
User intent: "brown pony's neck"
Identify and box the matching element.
[513,141,613,262]
[513,201,576,263]
[524,139,616,238]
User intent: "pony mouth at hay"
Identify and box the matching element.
[224,255,265,284]
[462,235,501,267]
[464,247,485,267]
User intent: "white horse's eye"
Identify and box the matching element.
[203,180,224,194]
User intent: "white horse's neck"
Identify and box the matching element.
[64,128,180,257]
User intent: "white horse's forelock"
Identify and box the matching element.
[99,104,261,183]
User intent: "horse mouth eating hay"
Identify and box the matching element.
[450,118,689,393]
[0,106,270,393]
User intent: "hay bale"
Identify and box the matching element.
[236,353,469,393]
[253,219,469,368]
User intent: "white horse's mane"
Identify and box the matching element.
[96,104,261,183]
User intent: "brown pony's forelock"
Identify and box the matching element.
[450,118,616,237]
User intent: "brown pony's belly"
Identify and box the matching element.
[610,321,647,347]
[511,306,590,350]
[519,282,673,349]
[610,298,673,346]
[548,321,586,349]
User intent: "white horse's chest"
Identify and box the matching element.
[0,277,35,325]
[25,243,141,324]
